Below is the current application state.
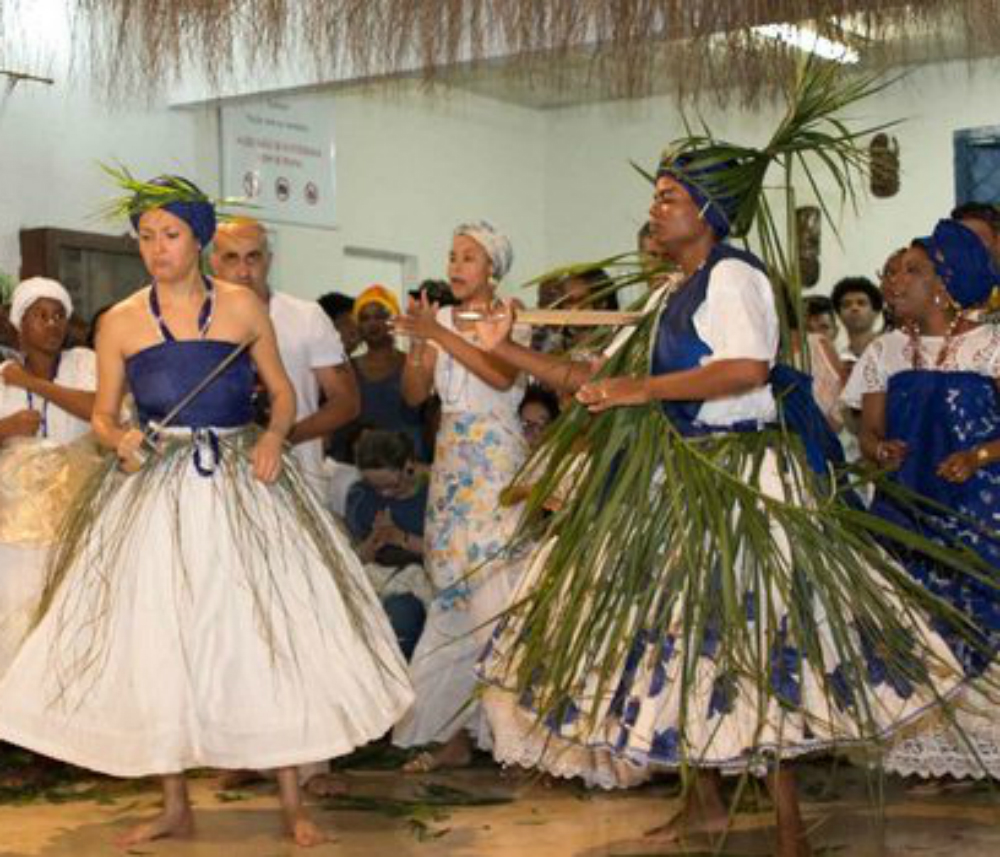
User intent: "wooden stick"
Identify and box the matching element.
[454,308,643,327]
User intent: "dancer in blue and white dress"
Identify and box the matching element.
[0,174,412,848]
[478,151,977,856]
[846,219,1000,780]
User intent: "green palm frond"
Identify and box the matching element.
[485,59,1000,777]
[637,57,901,358]
[95,162,253,226]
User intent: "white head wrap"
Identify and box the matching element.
[10,277,73,331]
[454,220,514,281]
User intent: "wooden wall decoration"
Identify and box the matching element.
[796,205,822,288]
[870,133,901,198]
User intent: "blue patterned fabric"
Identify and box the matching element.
[874,369,1000,674]
[125,340,255,429]
[656,153,741,239]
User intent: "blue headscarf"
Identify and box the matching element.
[914,219,1000,309]
[128,176,218,248]
[656,152,741,240]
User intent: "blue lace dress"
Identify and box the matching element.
[0,337,412,777]
[846,326,1000,779]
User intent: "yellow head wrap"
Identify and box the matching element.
[353,284,401,319]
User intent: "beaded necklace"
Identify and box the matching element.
[905,310,965,371]
[148,276,216,342]
[24,354,62,439]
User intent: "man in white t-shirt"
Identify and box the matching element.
[210,218,359,497]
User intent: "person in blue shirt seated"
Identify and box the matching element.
[345,429,431,660]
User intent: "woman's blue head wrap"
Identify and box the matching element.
[656,152,741,240]
[128,175,217,248]
[913,219,1000,309]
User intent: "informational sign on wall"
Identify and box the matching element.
[220,96,336,228]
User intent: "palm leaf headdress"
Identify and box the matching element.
[96,163,249,241]
[650,58,897,339]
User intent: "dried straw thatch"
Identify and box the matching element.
[8,1,1000,102]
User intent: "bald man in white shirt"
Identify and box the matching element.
[211,218,359,497]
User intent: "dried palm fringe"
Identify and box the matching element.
[0,1,995,103]
[486,307,1000,774]
[35,429,394,709]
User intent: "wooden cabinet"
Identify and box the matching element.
[19,228,148,322]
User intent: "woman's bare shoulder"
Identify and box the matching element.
[101,289,151,332]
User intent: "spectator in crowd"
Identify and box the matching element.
[345,430,431,661]
[532,267,617,356]
[211,218,360,496]
[804,295,838,342]
[318,291,362,357]
[350,285,428,460]
[831,276,883,367]
[519,384,560,449]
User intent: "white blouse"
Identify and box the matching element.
[431,307,528,426]
[690,257,779,426]
[842,325,1000,409]
[0,348,96,444]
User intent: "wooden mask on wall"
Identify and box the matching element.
[796,205,821,288]
[870,133,900,198]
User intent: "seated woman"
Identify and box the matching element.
[345,429,431,661]
[0,277,98,676]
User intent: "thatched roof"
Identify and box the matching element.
[8,1,1000,102]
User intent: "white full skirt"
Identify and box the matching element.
[0,440,413,777]
[0,543,47,678]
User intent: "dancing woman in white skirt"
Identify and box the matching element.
[0,174,413,848]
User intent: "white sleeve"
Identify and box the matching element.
[65,348,98,391]
[841,336,887,409]
[305,305,346,368]
[696,260,778,364]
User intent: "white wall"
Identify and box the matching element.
[267,83,546,301]
[2,2,999,314]
[0,78,546,307]
[542,57,1000,294]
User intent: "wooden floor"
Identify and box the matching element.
[1,760,998,856]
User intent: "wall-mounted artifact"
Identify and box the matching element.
[796,205,821,288]
[870,133,900,198]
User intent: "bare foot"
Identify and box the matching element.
[401,744,472,774]
[285,807,329,847]
[304,773,349,798]
[115,807,194,848]
[775,826,813,857]
[644,806,730,844]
